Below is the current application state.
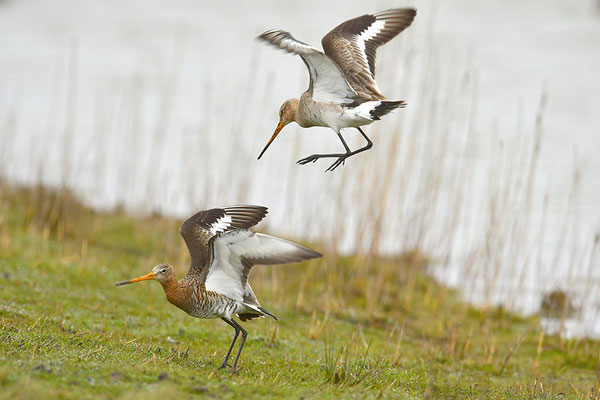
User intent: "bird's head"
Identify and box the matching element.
[115,263,175,287]
[257,98,299,160]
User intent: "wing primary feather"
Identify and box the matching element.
[257,29,358,104]
[179,205,269,277]
[204,231,322,304]
[321,8,416,99]
[242,233,322,266]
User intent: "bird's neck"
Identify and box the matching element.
[295,95,319,127]
[159,275,204,314]
[159,276,189,311]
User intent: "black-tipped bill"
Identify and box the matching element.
[115,271,155,287]
[257,120,285,160]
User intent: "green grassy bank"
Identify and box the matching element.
[0,184,598,399]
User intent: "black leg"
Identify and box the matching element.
[297,151,351,165]
[337,131,351,153]
[356,127,374,150]
[230,319,248,372]
[219,318,239,369]
[296,127,373,172]
[297,130,350,166]
[325,127,373,172]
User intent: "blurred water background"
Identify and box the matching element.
[0,0,599,337]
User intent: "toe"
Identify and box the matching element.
[326,158,345,172]
[297,155,317,165]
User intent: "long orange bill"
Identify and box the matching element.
[115,271,155,286]
[257,121,285,160]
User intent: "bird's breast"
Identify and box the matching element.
[165,285,194,314]
[298,98,343,129]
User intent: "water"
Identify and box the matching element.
[1,0,599,337]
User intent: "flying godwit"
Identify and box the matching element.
[257,8,416,172]
[116,205,321,372]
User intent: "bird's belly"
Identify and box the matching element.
[188,308,221,319]
[185,296,240,319]
[299,102,373,131]
[337,110,374,128]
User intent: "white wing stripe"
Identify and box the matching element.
[360,20,386,42]
[209,215,233,235]
[356,20,386,81]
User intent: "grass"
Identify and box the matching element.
[1,183,599,399]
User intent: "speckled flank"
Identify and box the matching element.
[160,272,247,320]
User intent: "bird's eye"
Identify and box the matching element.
[279,109,283,117]
[161,268,167,274]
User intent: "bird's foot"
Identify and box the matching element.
[218,362,239,374]
[296,154,322,165]
[297,153,348,169]
[218,362,231,370]
[325,157,347,172]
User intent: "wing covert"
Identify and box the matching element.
[178,205,268,276]
[258,30,358,104]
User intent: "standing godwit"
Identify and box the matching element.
[116,205,321,372]
[257,8,416,171]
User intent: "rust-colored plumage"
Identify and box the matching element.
[116,205,321,372]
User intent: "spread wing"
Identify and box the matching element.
[321,8,416,100]
[204,231,322,306]
[178,205,268,279]
[258,30,358,104]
